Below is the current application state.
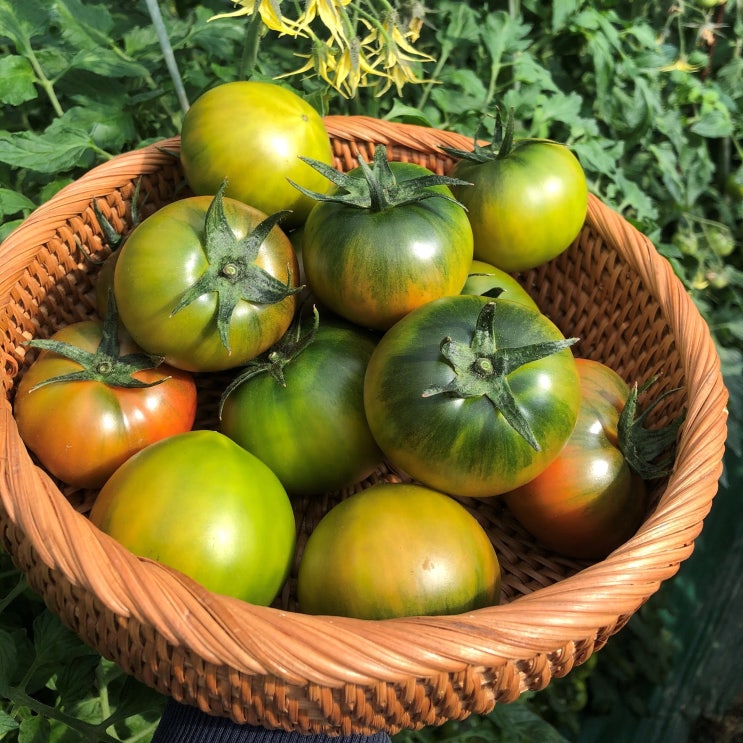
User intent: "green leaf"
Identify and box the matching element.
[0,710,20,734]
[18,714,50,743]
[689,108,734,138]
[0,627,20,692]
[0,55,38,105]
[0,187,36,217]
[49,0,115,50]
[0,0,50,50]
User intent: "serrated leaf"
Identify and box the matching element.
[0,128,93,172]
[0,55,37,105]
[68,47,151,79]
[49,0,115,50]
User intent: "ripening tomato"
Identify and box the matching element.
[297,482,501,619]
[180,81,333,227]
[445,110,588,272]
[503,359,648,560]
[89,430,296,605]
[113,186,301,372]
[13,315,197,490]
[220,310,382,495]
[299,145,474,330]
[363,294,582,498]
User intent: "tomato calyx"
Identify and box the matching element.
[292,144,470,212]
[441,106,520,164]
[218,305,320,418]
[169,182,303,352]
[618,377,685,479]
[24,292,167,391]
[422,301,578,450]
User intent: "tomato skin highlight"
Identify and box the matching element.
[296,482,501,619]
[113,195,300,373]
[13,321,197,490]
[504,358,648,561]
[301,161,474,331]
[180,81,333,227]
[89,430,296,605]
[450,140,588,272]
[220,317,382,495]
[363,294,582,498]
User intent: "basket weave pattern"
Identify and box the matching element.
[0,117,729,735]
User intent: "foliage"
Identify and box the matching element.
[0,0,740,740]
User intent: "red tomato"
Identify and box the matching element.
[14,317,197,490]
[503,359,647,560]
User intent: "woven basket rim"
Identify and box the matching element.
[0,116,730,690]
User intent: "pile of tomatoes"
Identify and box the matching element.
[13,81,675,621]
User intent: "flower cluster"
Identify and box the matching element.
[211,0,435,98]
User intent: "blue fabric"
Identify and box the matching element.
[151,700,393,743]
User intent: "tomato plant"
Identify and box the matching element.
[296,145,474,330]
[113,184,301,372]
[504,359,682,560]
[180,81,334,227]
[220,307,382,495]
[445,108,588,272]
[363,294,582,498]
[13,294,197,490]
[89,429,296,606]
[461,258,540,310]
[296,482,501,619]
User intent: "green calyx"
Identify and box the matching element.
[25,291,167,391]
[618,377,685,480]
[289,144,471,212]
[170,181,303,351]
[218,305,320,419]
[441,106,520,163]
[422,301,578,450]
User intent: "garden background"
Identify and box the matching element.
[0,1,741,741]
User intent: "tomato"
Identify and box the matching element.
[220,308,382,495]
[113,186,301,372]
[503,359,648,560]
[299,145,474,330]
[502,358,682,560]
[461,258,540,310]
[445,109,588,272]
[180,81,333,227]
[363,294,582,498]
[296,482,501,619]
[13,306,197,490]
[89,430,296,605]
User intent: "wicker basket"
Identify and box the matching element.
[0,116,729,736]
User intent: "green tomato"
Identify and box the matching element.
[297,482,501,619]
[113,190,300,372]
[301,155,474,331]
[89,430,296,605]
[363,294,582,497]
[461,258,540,311]
[220,313,382,495]
[447,116,588,272]
[180,81,333,227]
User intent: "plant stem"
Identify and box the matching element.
[238,5,265,79]
[144,0,190,113]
